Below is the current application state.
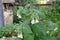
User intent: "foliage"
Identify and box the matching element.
[13,6,21,23]
[0,5,57,39]
[7,37,21,40]
[13,5,59,40]
[0,2,60,40]
[0,3,59,40]
[39,0,60,26]
[0,24,16,38]
[15,0,36,4]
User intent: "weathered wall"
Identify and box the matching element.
[3,9,13,25]
[2,0,14,25]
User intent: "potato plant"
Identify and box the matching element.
[0,4,60,40]
[15,5,59,40]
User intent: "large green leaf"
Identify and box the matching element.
[23,34,34,40]
[16,19,34,40]
[41,36,58,40]
[31,23,47,37]
[22,24,34,40]
[33,9,46,19]
[47,21,58,30]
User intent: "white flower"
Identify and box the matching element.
[35,19,39,23]
[2,36,6,38]
[1,36,6,40]
[31,19,39,24]
[18,15,21,18]
[17,14,22,18]
[47,31,49,34]
[54,27,58,31]
[31,19,35,24]
[18,34,23,39]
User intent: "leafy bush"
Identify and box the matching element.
[15,0,36,4]
[38,1,60,28]
[7,37,21,40]
[0,4,60,40]
[16,5,59,40]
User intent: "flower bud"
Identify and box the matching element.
[31,19,35,24]
[35,19,39,23]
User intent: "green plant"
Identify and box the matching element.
[0,4,60,40]
[16,5,59,40]
[7,37,21,40]
[15,0,36,4]
[39,1,60,26]
[0,24,18,38]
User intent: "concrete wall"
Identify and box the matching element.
[3,9,13,25]
[3,4,13,25]
[2,0,14,25]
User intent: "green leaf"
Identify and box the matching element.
[23,34,34,40]
[42,36,58,40]
[21,20,34,40]
[22,8,29,15]
[31,23,47,37]
[47,21,58,30]
[33,9,46,19]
